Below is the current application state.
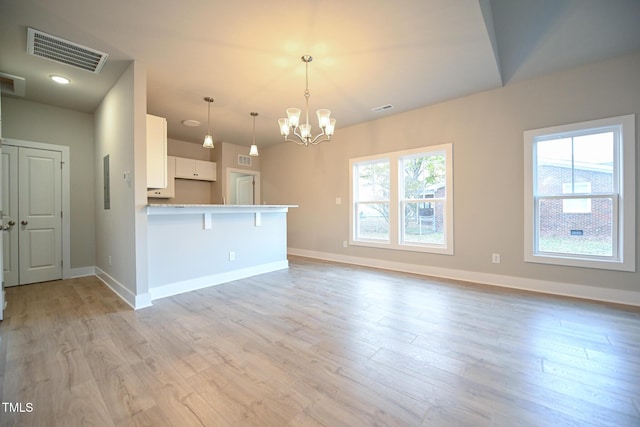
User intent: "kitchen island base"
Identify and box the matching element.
[147,205,295,301]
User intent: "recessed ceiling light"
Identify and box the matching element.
[181,119,200,127]
[50,75,70,85]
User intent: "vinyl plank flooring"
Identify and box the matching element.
[1,257,639,426]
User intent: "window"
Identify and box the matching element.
[353,158,390,242]
[400,151,447,247]
[524,115,635,271]
[350,144,453,254]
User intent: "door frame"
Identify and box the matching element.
[226,167,260,205]
[4,138,71,280]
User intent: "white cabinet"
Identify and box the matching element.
[148,156,175,198]
[146,114,167,189]
[175,157,216,181]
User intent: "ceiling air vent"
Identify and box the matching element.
[0,72,26,96]
[372,104,394,113]
[27,27,109,73]
[238,155,252,167]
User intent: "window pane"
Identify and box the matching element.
[573,132,614,193]
[357,161,389,201]
[402,153,446,199]
[536,132,614,197]
[401,200,445,245]
[536,137,572,196]
[537,197,613,256]
[562,182,592,213]
[356,203,389,241]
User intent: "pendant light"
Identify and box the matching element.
[249,112,259,157]
[203,96,214,148]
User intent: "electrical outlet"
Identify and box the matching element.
[492,253,501,264]
[336,197,342,205]
[229,251,235,261]
[343,240,348,248]
[108,255,112,266]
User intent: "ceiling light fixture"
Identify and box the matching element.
[181,119,200,127]
[50,75,70,84]
[249,112,259,157]
[278,55,336,146]
[203,96,214,148]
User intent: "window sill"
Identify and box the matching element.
[350,240,453,255]
[525,253,635,272]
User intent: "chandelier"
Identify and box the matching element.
[203,96,214,148]
[278,55,336,146]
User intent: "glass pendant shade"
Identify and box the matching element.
[203,134,214,148]
[316,109,331,129]
[286,108,301,128]
[299,123,312,139]
[326,118,336,136]
[278,118,290,136]
[249,144,259,156]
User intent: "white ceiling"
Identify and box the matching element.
[1,0,639,148]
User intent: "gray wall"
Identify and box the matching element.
[94,61,149,305]
[260,52,640,299]
[1,97,96,270]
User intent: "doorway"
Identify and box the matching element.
[226,168,260,205]
[2,140,69,286]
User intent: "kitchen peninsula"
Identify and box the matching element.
[146,204,296,300]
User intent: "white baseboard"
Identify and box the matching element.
[288,248,640,307]
[69,266,96,278]
[94,267,152,310]
[149,260,289,301]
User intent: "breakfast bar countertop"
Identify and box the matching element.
[147,204,297,215]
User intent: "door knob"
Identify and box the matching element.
[1,220,16,231]
[21,220,28,225]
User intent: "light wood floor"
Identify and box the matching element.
[1,257,639,426]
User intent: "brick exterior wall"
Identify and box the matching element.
[537,165,612,238]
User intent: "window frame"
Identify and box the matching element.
[350,144,454,255]
[523,114,635,271]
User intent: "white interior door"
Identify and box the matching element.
[18,147,62,285]
[0,144,3,320]
[2,145,18,286]
[236,175,254,205]
[1,90,4,319]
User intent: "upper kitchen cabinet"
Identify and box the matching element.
[175,157,216,181]
[147,156,176,199]
[146,114,167,189]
